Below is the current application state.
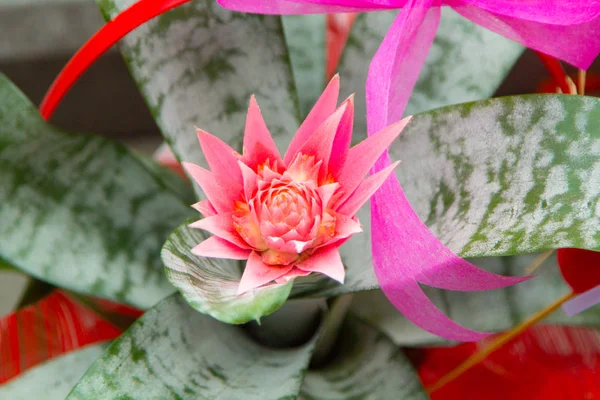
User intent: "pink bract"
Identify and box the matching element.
[183,75,410,294]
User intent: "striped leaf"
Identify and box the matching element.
[162,220,293,324]
[352,254,600,346]
[67,294,316,399]
[300,316,428,400]
[282,15,326,118]
[338,8,524,140]
[0,344,109,400]
[0,74,193,308]
[290,94,600,299]
[97,0,300,196]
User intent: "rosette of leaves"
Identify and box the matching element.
[1,2,599,398]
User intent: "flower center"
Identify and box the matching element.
[233,156,339,266]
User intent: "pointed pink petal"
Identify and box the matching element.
[191,236,251,260]
[452,3,600,69]
[284,75,340,165]
[196,128,242,184]
[336,117,411,203]
[332,214,362,241]
[275,267,312,284]
[191,200,217,217]
[290,100,350,176]
[189,213,249,249]
[458,0,600,25]
[242,96,282,169]
[238,161,258,201]
[563,285,600,317]
[317,183,340,209]
[296,246,345,283]
[182,162,242,213]
[238,251,294,294]
[337,161,400,216]
[328,94,355,178]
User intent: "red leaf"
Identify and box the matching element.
[0,291,121,384]
[40,0,191,120]
[414,326,600,399]
[326,13,356,80]
[557,248,600,294]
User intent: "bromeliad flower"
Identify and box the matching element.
[182,76,408,294]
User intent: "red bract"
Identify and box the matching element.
[416,326,600,399]
[557,248,600,294]
[0,291,121,384]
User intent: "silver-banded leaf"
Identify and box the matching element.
[339,8,524,140]
[162,220,293,324]
[68,294,316,399]
[290,94,600,298]
[352,254,600,346]
[282,15,326,118]
[300,316,428,400]
[0,74,192,308]
[98,0,300,195]
[0,344,109,400]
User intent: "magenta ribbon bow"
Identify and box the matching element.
[217,0,600,341]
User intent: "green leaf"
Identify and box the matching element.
[282,15,326,118]
[0,344,109,400]
[0,74,193,308]
[162,220,293,324]
[300,316,428,400]
[352,254,600,346]
[98,0,300,195]
[339,8,524,139]
[289,94,600,299]
[68,294,317,399]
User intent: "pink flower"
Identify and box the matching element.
[183,75,409,294]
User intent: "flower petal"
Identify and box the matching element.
[317,182,340,209]
[336,117,410,203]
[191,200,217,217]
[290,99,350,176]
[275,267,312,284]
[238,251,294,294]
[284,75,340,165]
[242,95,282,169]
[336,161,400,216]
[328,94,355,178]
[457,0,600,25]
[562,285,600,317]
[189,213,249,249]
[238,161,258,201]
[296,246,345,284]
[196,128,242,184]
[452,3,600,69]
[182,162,242,213]
[192,236,251,260]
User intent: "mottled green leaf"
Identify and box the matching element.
[0,74,193,308]
[339,8,524,139]
[300,316,428,400]
[98,0,300,196]
[352,254,600,346]
[68,294,316,399]
[162,220,293,324]
[283,15,326,118]
[0,344,109,400]
[290,94,600,298]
